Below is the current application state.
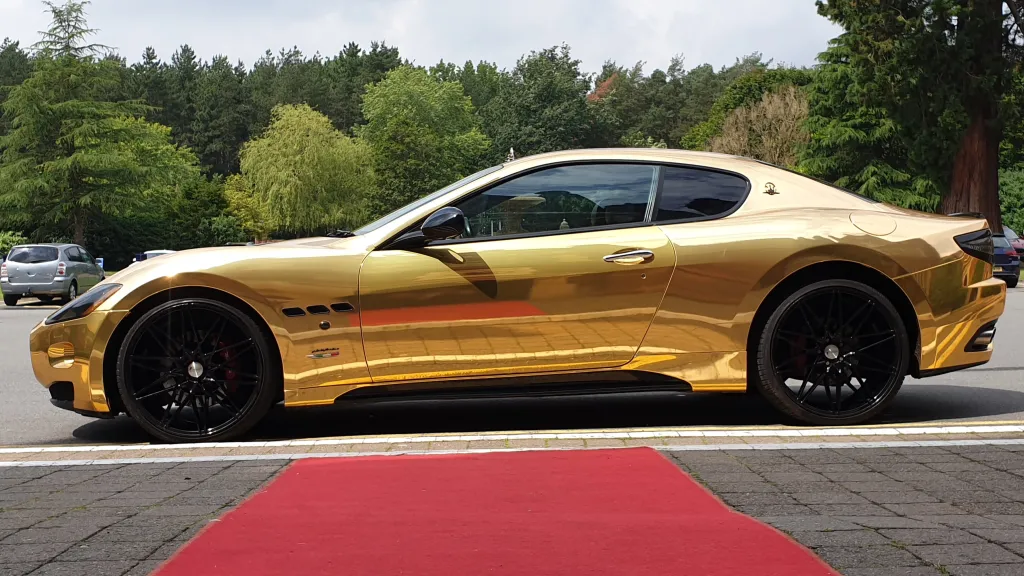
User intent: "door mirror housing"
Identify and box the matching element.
[421,207,467,241]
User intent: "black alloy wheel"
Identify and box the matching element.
[116,298,277,443]
[754,279,909,425]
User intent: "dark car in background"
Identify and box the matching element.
[1005,226,1024,256]
[994,234,1020,288]
[0,243,105,306]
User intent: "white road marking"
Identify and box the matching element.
[1,423,1021,454]
[1,438,1023,467]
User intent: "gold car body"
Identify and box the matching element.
[29,149,1006,416]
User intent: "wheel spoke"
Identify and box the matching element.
[855,334,896,354]
[211,385,241,417]
[796,303,820,340]
[201,317,226,351]
[857,354,896,374]
[210,338,254,358]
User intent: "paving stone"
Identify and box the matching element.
[837,516,944,529]
[877,528,985,545]
[908,543,1023,565]
[910,515,1015,529]
[718,492,798,506]
[924,491,1010,504]
[823,472,892,482]
[841,568,942,576]
[813,545,923,569]
[700,481,779,493]
[146,541,186,561]
[734,504,814,516]
[882,502,968,516]
[0,544,70,563]
[803,464,873,473]
[0,526,104,545]
[759,515,864,532]
[123,560,165,576]
[986,515,1024,527]
[761,472,829,483]
[808,504,896,516]
[790,491,871,505]
[786,529,890,547]
[861,491,938,504]
[56,541,162,562]
[946,565,1024,576]
[134,505,223,517]
[966,529,1024,543]
[840,481,913,492]
[0,563,40,576]
[88,525,186,543]
[28,561,135,576]
[959,503,1024,516]
[1004,542,1024,556]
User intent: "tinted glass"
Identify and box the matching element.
[79,248,95,263]
[65,247,82,262]
[656,167,748,222]
[353,164,504,235]
[993,236,1012,248]
[1004,226,1020,241]
[7,246,59,264]
[456,164,656,238]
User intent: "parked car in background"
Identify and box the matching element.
[1,243,105,306]
[130,250,176,265]
[993,234,1020,288]
[1004,226,1024,255]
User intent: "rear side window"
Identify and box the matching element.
[7,246,59,264]
[655,166,749,223]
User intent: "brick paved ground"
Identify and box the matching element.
[668,444,1024,576]
[2,444,1024,575]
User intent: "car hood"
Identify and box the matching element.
[108,236,368,288]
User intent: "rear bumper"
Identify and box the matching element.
[1,278,66,296]
[913,276,1005,376]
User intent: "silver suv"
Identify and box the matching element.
[1,244,105,307]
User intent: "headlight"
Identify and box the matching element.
[45,284,122,325]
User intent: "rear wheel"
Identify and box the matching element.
[1007,275,1019,289]
[63,281,77,304]
[116,298,278,443]
[2,295,18,307]
[754,279,909,426]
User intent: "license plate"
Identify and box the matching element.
[995,266,1003,272]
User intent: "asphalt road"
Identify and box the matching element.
[1,288,1022,446]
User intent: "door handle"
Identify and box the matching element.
[603,250,655,265]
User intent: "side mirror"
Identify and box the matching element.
[421,207,467,241]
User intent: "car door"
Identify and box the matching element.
[358,163,677,383]
[78,247,102,287]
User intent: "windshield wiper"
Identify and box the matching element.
[326,230,355,238]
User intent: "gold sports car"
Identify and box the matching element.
[29,149,1006,443]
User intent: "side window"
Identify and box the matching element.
[655,166,749,223]
[454,164,657,238]
[65,247,82,262]
[79,248,96,264]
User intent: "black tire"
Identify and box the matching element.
[753,279,909,426]
[1007,276,1019,289]
[2,295,18,307]
[63,281,77,304]
[116,298,278,443]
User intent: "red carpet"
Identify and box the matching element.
[155,449,837,576]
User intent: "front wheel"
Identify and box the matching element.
[116,298,278,443]
[753,279,909,426]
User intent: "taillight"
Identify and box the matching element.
[955,230,994,264]
[56,261,66,276]
[0,262,6,279]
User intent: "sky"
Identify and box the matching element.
[0,0,841,74]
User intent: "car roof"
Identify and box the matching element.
[10,243,76,249]
[503,147,760,169]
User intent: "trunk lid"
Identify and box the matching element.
[5,246,59,284]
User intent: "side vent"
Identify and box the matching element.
[306,305,331,315]
[282,308,306,317]
[330,302,355,313]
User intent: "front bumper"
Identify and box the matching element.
[1,278,66,296]
[29,310,128,415]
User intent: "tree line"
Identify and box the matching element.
[1,1,1023,268]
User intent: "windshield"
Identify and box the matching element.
[353,164,504,235]
[7,246,59,264]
